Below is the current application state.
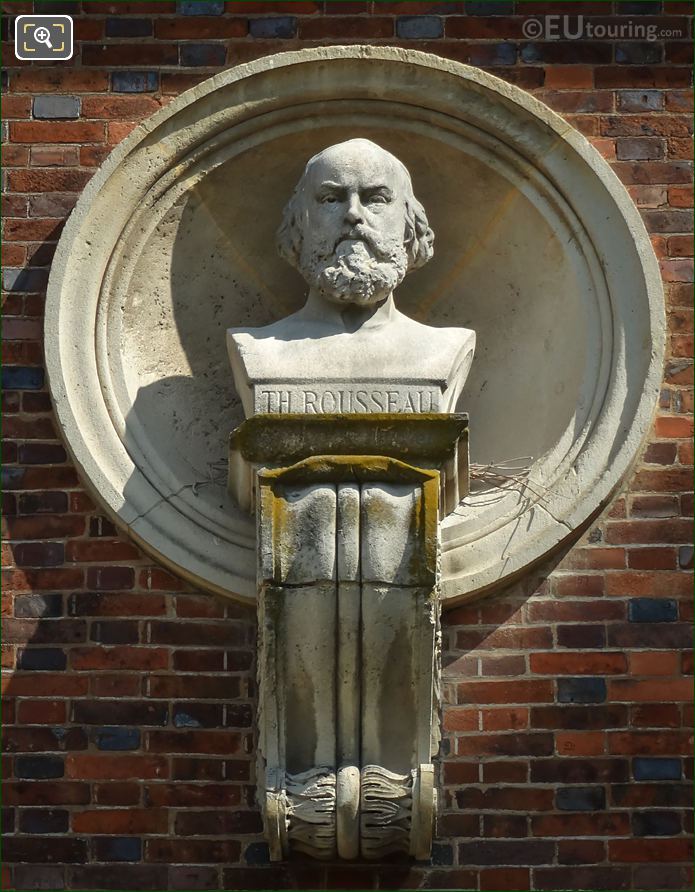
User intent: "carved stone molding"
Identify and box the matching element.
[247,419,459,860]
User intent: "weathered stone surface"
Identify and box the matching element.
[228,139,475,420]
[228,413,469,515]
[256,452,441,861]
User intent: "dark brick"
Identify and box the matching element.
[249,17,297,38]
[4,780,90,806]
[224,702,253,728]
[3,468,25,490]
[172,757,225,781]
[105,18,153,37]
[3,492,17,516]
[617,1,663,13]
[616,136,665,161]
[556,786,606,811]
[33,96,80,120]
[73,701,167,726]
[17,648,67,671]
[13,542,64,568]
[431,842,455,866]
[1,367,44,390]
[3,806,15,834]
[521,41,611,64]
[180,44,227,66]
[173,703,224,728]
[174,809,263,835]
[465,1,513,13]
[4,727,87,755]
[34,0,80,10]
[111,72,159,93]
[633,866,692,891]
[534,866,630,891]
[244,842,270,866]
[3,268,49,293]
[15,756,64,780]
[12,865,66,891]
[18,444,67,465]
[458,839,555,865]
[68,865,168,890]
[14,594,63,619]
[633,757,682,780]
[18,492,69,515]
[532,759,629,784]
[22,393,52,413]
[679,545,694,569]
[85,567,135,591]
[612,783,691,808]
[178,0,224,13]
[18,809,69,834]
[91,620,139,644]
[396,16,443,39]
[222,868,293,891]
[469,42,517,65]
[617,89,663,111]
[642,210,693,233]
[5,837,87,864]
[616,42,663,64]
[82,43,178,67]
[632,810,682,836]
[95,727,141,752]
[223,759,250,782]
[608,623,692,648]
[557,677,607,703]
[148,620,247,647]
[629,597,678,622]
[169,866,220,890]
[5,618,86,645]
[557,624,606,648]
[146,838,241,862]
[93,837,142,862]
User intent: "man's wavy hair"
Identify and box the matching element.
[277,143,435,273]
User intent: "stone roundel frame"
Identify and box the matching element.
[45,46,664,607]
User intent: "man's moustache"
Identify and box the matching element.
[333,227,378,253]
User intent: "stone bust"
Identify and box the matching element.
[227,138,475,417]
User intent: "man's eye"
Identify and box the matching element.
[320,195,339,204]
[366,193,388,204]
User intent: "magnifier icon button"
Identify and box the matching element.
[34,26,53,48]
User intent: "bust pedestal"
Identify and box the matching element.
[229,414,468,860]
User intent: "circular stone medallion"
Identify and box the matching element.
[45,47,664,606]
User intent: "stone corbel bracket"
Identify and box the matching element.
[229,414,468,861]
[228,413,470,516]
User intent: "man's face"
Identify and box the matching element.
[296,142,410,306]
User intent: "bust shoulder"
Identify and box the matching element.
[227,312,475,415]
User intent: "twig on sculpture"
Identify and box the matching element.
[469,456,552,505]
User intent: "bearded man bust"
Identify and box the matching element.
[227,138,475,419]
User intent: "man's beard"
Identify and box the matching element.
[298,226,409,306]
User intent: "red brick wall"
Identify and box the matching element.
[2,2,693,890]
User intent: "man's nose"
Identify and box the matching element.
[344,194,364,225]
